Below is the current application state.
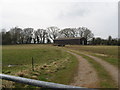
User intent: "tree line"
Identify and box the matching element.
[0,26,119,45]
[1,26,93,44]
[90,36,120,45]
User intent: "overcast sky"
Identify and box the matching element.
[0,0,118,39]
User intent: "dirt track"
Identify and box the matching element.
[81,53,118,84]
[67,51,99,88]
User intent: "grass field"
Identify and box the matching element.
[2,44,78,88]
[2,44,118,88]
[65,45,118,66]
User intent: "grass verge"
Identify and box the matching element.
[90,54,118,67]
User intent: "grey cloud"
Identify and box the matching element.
[1,1,118,39]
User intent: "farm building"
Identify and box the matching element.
[53,37,87,45]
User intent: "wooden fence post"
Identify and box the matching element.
[32,57,34,71]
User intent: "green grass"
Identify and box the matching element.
[91,54,118,66]
[65,45,118,66]
[2,44,67,72]
[3,44,66,65]
[50,55,78,85]
[2,44,78,88]
[65,45,118,57]
[69,50,117,88]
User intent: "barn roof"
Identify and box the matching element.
[54,37,85,40]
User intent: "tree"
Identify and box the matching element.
[46,32,51,44]
[95,37,102,45]
[91,37,95,45]
[34,30,39,43]
[46,38,51,44]
[1,26,96,45]
[9,27,23,44]
[36,36,39,44]
[77,27,84,37]
[111,39,117,45]
[77,27,94,41]
[118,38,120,46]
[47,26,60,41]
[107,36,112,45]
[2,31,12,45]
[23,28,34,44]
[59,28,77,38]
[42,30,47,44]
[20,30,25,44]
[35,29,47,44]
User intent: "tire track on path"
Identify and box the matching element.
[67,51,99,88]
[80,52,118,85]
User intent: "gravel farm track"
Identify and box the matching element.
[67,51,99,88]
[81,53,118,84]
[67,50,118,88]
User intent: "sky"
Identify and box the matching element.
[0,0,118,39]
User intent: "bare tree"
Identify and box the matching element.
[20,30,25,44]
[42,30,47,44]
[9,27,23,44]
[34,30,39,43]
[77,27,94,41]
[77,27,84,37]
[59,28,77,38]
[47,26,60,41]
[35,29,47,44]
[23,28,34,44]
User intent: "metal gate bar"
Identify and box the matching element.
[0,74,82,89]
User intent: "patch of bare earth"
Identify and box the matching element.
[81,52,118,85]
[95,53,107,57]
[67,51,99,88]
